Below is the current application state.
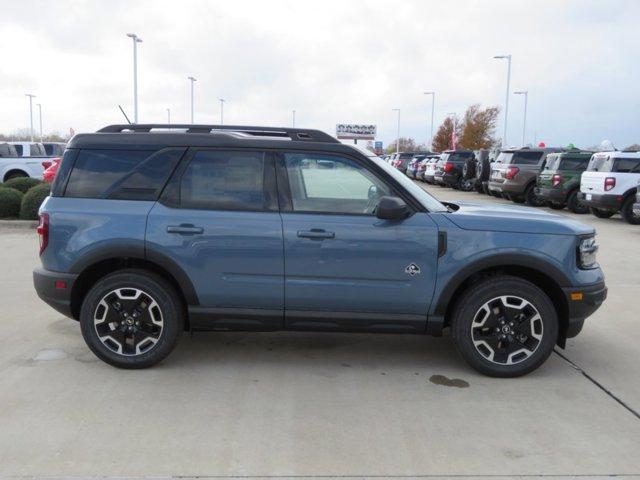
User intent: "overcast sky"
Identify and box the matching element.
[1,0,638,148]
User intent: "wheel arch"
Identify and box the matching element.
[69,248,199,328]
[3,168,29,182]
[430,254,570,343]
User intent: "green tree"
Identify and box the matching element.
[385,137,420,154]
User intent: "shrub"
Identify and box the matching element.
[3,177,42,194]
[0,187,24,218]
[19,183,51,220]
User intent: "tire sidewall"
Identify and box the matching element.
[80,270,184,369]
[452,277,558,377]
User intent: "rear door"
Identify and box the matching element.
[146,149,284,329]
[276,151,439,332]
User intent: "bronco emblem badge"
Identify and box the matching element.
[404,263,421,276]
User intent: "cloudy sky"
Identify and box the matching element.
[1,0,638,149]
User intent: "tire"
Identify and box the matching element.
[566,189,588,214]
[475,182,484,194]
[511,195,525,204]
[524,184,545,207]
[451,276,558,377]
[621,195,640,225]
[548,202,566,210]
[79,269,184,369]
[4,171,28,181]
[590,207,615,219]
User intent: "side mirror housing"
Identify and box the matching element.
[376,196,411,220]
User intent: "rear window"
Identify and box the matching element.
[64,148,183,200]
[587,154,610,172]
[0,144,18,157]
[543,154,560,171]
[612,158,640,173]
[559,156,589,171]
[30,144,45,156]
[179,150,267,211]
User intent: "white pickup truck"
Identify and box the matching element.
[579,151,640,224]
[0,141,51,182]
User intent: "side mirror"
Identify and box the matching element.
[376,196,410,220]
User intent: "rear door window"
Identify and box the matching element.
[179,150,270,211]
[30,144,45,156]
[65,149,183,200]
[14,145,23,156]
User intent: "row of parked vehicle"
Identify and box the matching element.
[0,141,66,183]
[383,146,640,225]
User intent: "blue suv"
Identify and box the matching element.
[33,124,607,376]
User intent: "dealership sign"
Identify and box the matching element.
[336,124,377,140]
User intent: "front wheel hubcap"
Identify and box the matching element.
[470,296,543,365]
[94,288,163,356]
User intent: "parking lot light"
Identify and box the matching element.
[188,76,197,123]
[25,93,36,141]
[423,92,435,150]
[494,54,512,147]
[514,90,528,147]
[219,98,225,125]
[126,33,142,124]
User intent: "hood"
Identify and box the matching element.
[445,201,594,236]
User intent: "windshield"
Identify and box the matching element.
[371,156,448,212]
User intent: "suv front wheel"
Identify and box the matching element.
[451,276,558,377]
[80,269,184,369]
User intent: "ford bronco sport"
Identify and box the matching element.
[33,124,607,377]
[535,150,593,213]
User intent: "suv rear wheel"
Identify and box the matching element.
[621,196,640,225]
[451,276,558,377]
[80,269,184,369]
[524,184,545,207]
[567,189,588,214]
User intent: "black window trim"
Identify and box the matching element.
[161,147,278,213]
[274,149,422,217]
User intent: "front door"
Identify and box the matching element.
[277,151,439,332]
[146,149,284,330]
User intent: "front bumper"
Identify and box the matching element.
[561,281,607,341]
[535,186,566,203]
[577,192,622,211]
[33,267,79,319]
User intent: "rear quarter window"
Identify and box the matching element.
[559,157,589,171]
[64,148,184,200]
[612,158,640,173]
[511,151,544,165]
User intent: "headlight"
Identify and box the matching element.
[577,235,599,269]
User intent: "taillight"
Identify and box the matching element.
[42,161,52,169]
[505,166,520,180]
[552,174,563,187]
[444,162,454,173]
[604,177,616,191]
[37,213,49,255]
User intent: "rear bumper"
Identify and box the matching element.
[488,180,524,195]
[561,282,607,339]
[577,192,621,211]
[441,172,461,186]
[535,186,566,202]
[33,267,78,319]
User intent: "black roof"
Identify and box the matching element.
[68,124,351,153]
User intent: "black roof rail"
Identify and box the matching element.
[97,124,341,144]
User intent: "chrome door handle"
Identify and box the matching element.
[167,225,204,235]
[297,229,335,239]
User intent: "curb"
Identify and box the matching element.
[0,219,38,231]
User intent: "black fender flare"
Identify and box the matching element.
[69,242,199,305]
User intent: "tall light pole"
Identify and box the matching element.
[219,98,225,125]
[447,112,457,149]
[514,90,528,147]
[392,108,401,153]
[166,108,171,124]
[188,76,197,123]
[423,91,435,150]
[25,94,36,141]
[292,110,296,127]
[493,54,512,147]
[36,103,43,141]
[126,33,143,123]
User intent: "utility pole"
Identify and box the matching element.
[494,54,512,147]
[25,94,36,141]
[188,76,197,123]
[36,103,43,141]
[166,108,171,124]
[126,33,143,123]
[219,98,225,125]
[292,110,296,127]
[392,108,401,153]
